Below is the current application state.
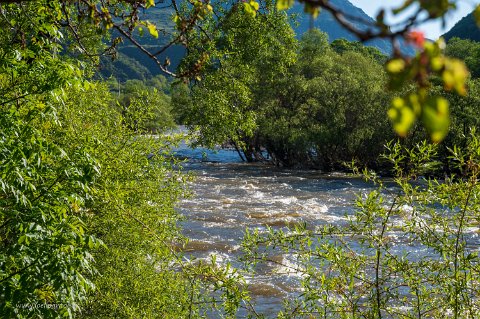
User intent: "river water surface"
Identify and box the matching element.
[172,140,480,318]
[175,144,378,316]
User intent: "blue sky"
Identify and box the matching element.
[349,0,480,39]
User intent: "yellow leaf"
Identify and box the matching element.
[387,108,398,120]
[243,2,256,17]
[392,97,404,109]
[250,1,259,11]
[386,59,405,73]
[442,70,455,90]
[396,107,415,136]
[147,22,158,38]
[430,57,443,71]
[276,0,294,11]
[408,94,421,116]
[389,98,415,137]
[443,58,468,95]
[147,0,155,8]
[437,97,448,116]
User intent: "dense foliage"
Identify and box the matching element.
[179,25,394,170]
[177,17,480,171]
[0,3,101,316]
[258,30,391,169]
[0,2,245,318]
[190,3,296,159]
[112,76,176,132]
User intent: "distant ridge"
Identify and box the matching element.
[443,10,480,42]
[289,0,416,55]
[100,0,414,81]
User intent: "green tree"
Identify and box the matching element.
[0,2,105,316]
[116,78,176,132]
[426,79,480,171]
[52,83,191,318]
[181,0,297,161]
[331,38,388,64]
[171,82,192,124]
[259,30,392,169]
[182,27,392,169]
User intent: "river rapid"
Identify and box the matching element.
[173,142,384,316]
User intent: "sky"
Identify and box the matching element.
[349,0,480,39]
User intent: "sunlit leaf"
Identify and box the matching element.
[243,3,255,17]
[304,3,320,18]
[146,22,158,38]
[430,56,444,71]
[443,58,468,95]
[389,97,416,137]
[386,59,405,73]
[276,0,294,11]
[146,0,155,8]
[422,97,450,142]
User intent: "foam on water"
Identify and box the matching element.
[301,198,329,215]
[175,145,378,316]
[271,255,307,279]
[251,191,265,199]
[272,196,298,205]
[239,182,259,190]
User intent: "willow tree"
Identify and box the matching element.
[179,0,298,162]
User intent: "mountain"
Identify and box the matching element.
[443,10,480,42]
[289,0,415,55]
[99,0,413,81]
[97,5,184,82]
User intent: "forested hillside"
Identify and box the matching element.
[99,0,414,81]
[98,5,184,81]
[443,9,480,42]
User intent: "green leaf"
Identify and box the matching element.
[422,97,450,143]
[18,235,26,244]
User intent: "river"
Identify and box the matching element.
[173,142,383,316]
